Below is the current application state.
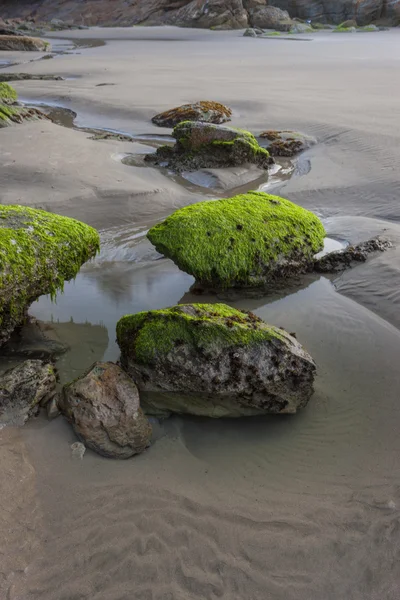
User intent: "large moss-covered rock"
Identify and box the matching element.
[0,206,100,346]
[61,362,152,459]
[147,191,325,289]
[145,121,272,172]
[117,303,316,418]
[0,82,47,128]
[152,101,232,128]
[0,35,49,51]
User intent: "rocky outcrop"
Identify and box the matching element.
[117,303,316,418]
[147,191,325,289]
[152,101,232,128]
[2,0,399,27]
[0,205,100,346]
[60,362,152,458]
[0,35,49,51]
[145,122,272,172]
[0,83,48,129]
[0,360,57,426]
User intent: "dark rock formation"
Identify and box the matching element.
[0,360,57,426]
[145,121,273,172]
[258,130,316,156]
[1,0,399,27]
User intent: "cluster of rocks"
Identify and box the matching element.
[1,1,399,28]
[0,96,394,459]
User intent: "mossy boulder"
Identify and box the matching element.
[117,303,316,418]
[145,121,273,172]
[147,191,325,290]
[258,130,316,157]
[152,101,232,128]
[0,82,47,128]
[0,35,49,51]
[0,206,100,346]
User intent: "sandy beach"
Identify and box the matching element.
[1,26,400,600]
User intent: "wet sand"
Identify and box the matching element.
[1,27,400,600]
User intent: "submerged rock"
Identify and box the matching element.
[60,362,152,459]
[0,206,100,346]
[0,73,63,82]
[258,130,316,157]
[0,35,49,51]
[0,360,56,426]
[147,191,325,289]
[314,238,392,272]
[152,101,232,128]
[117,303,316,418]
[145,121,273,172]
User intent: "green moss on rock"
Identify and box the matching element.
[145,121,272,172]
[0,82,18,104]
[0,205,100,345]
[147,191,325,289]
[117,303,284,365]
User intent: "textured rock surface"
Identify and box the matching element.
[0,35,49,51]
[147,191,325,289]
[117,303,316,418]
[152,101,232,128]
[1,0,399,26]
[0,359,57,426]
[60,362,152,459]
[258,130,317,156]
[0,205,100,346]
[314,238,392,272]
[145,122,272,172]
[247,5,293,30]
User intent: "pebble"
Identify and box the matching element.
[71,441,86,460]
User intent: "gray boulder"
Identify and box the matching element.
[243,27,258,36]
[0,360,57,426]
[117,303,316,418]
[170,0,248,29]
[60,362,152,459]
[248,5,293,31]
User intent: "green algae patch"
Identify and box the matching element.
[147,191,325,289]
[0,82,18,104]
[117,303,284,365]
[0,206,100,345]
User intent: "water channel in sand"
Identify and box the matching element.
[1,28,400,600]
